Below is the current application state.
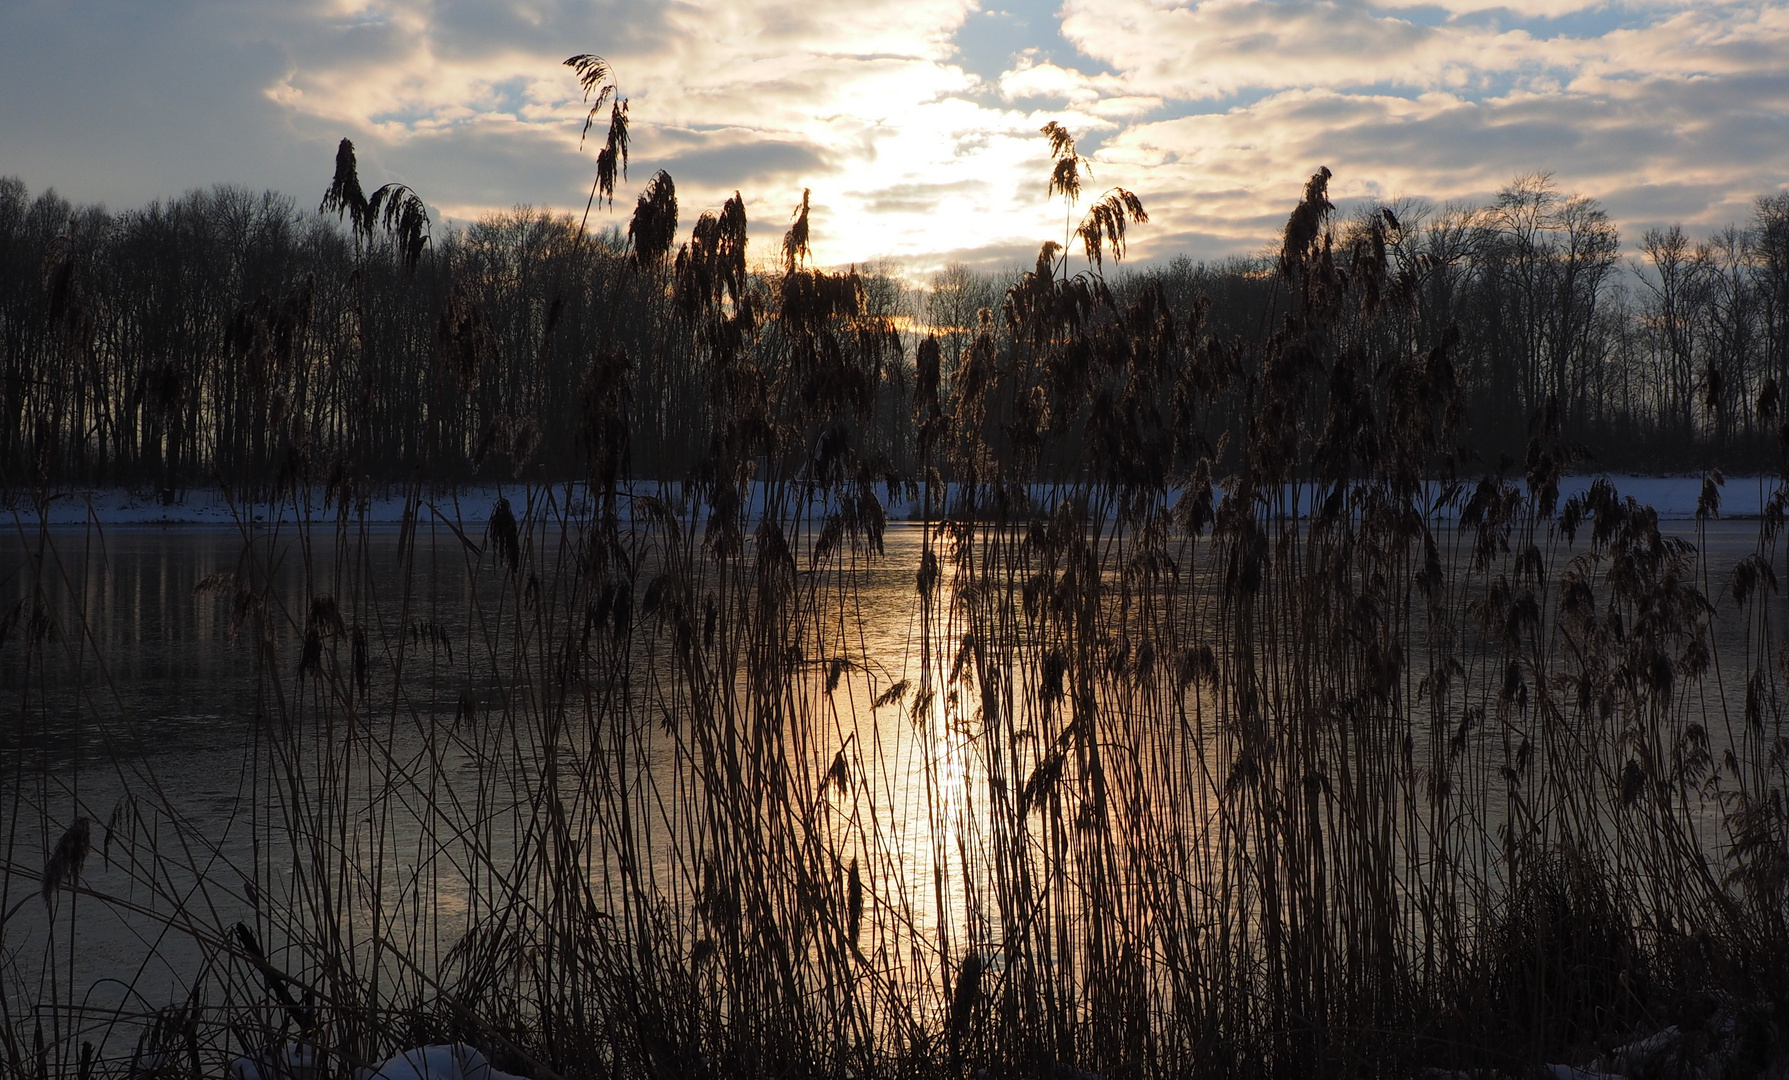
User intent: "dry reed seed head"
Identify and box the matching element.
[1745,668,1775,731]
[41,817,91,904]
[308,595,344,637]
[783,188,813,273]
[675,193,750,312]
[367,184,431,273]
[319,138,430,269]
[914,334,942,415]
[1730,552,1779,607]
[719,192,749,298]
[1280,165,1335,281]
[298,627,323,677]
[568,54,618,121]
[1049,158,1083,205]
[917,548,940,598]
[1076,189,1149,271]
[776,269,864,335]
[228,586,259,642]
[565,54,616,137]
[1697,468,1725,521]
[592,100,631,211]
[231,920,267,964]
[42,226,97,365]
[487,497,521,572]
[1020,746,1067,816]
[872,679,910,709]
[1124,282,1177,369]
[846,858,864,944]
[628,171,679,271]
[192,571,236,597]
[319,138,367,227]
[947,952,986,1056]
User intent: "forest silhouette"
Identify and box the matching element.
[6,143,1789,498]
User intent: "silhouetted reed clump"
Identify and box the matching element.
[8,115,1789,1080]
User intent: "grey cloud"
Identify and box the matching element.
[860,177,993,216]
[1124,225,1280,262]
[907,238,1044,272]
[653,138,835,188]
[1600,181,1746,231]
[0,0,322,207]
[0,0,676,206]
[370,123,598,216]
[1065,0,1456,98]
[1347,79,1788,193]
[423,0,673,59]
[1078,51,1788,265]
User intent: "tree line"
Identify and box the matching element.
[3,166,1787,500]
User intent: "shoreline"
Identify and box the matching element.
[4,472,1779,527]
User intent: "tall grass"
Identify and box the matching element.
[5,157,1789,1080]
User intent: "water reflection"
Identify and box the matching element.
[1,511,1775,1053]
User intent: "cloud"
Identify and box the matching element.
[223,0,1085,262]
[1084,66,1789,263]
[1052,0,1789,102]
[650,134,834,188]
[2,0,1787,269]
[972,0,1789,262]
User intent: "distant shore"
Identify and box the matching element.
[2,473,1775,528]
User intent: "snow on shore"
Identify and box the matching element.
[4,474,1777,529]
[6,485,526,528]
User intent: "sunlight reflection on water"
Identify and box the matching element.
[1,512,1771,1047]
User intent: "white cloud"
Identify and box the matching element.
[1007,0,1789,261]
[231,0,1090,264]
[1054,0,1789,101]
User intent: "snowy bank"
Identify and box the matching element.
[6,473,1776,529]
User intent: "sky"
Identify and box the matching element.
[3,0,1787,274]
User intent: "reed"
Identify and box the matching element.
[5,124,1789,1080]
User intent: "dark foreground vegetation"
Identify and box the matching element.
[7,70,1789,1079]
